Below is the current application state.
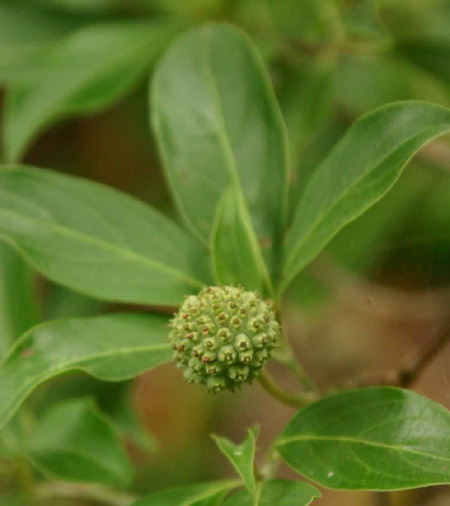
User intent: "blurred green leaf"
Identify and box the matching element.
[0,313,171,428]
[223,479,320,505]
[107,386,156,454]
[0,2,79,79]
[3,21,179,162]
[0,166,206,305]
[276,387,450,490]
[280,60,336,171]
[211,187,270,293]
[266,0,341,43]
[151,23,289,272]
[327,163,431,274]
[281,101,450,294]
[212,427,258,496]
[131,481,239,506]
[27,398,133,487]
[336,55,450,115]
[343,0,389,40]
[398,38,450,88]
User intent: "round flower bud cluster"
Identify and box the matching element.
[168,286,280,393]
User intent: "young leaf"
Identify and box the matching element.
[131,481,239,506]
[151,23,289,265]
[0,166,206,305]
[276,387,450,490]
[27,399,133,487]
[0,313,172,428]
[3,21,178,162]
[212,427,259,496]
[211,188,271,293]
[223,479,320,505]
[281,101,450,294]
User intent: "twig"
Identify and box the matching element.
[36,481,136,506]
[344,322,450,389]
[399,322,450,388]
[258,372,319,409]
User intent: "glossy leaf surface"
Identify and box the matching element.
[0,166,206,305]
[276,387,450,490]
[152,23,289,261]
[223,479,320,505]
[0,313,171,428]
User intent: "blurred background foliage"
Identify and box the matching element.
[0,0,450,505]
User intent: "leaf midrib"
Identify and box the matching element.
[0,207,202,288]
[1,342,171,421]
[276,434,450,465]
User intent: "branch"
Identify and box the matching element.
[258,372,319,409]
[36,482,136,506]
[344,322,450,389]
[399,322,450,387]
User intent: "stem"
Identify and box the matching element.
[345,321,450,389]
[400,322,450,388]
[14,457,35,503]
[36,482,136,506]
[258,372,319,409]
[274,314,322,393]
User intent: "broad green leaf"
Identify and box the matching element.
[3,21,178,162]
[151,23,289,268]
[0,313,172,428]
[276,387,450,490]
[211,188,271,293]
[0,166,206,305]
[280,101,450,294]
[0,243,39,359]
[223,479,320,506]
[212,427,259,496]
[27,399,133,487]
[131,481,239,506]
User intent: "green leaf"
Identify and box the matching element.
[0,313,172,428]
[398,38,450,86]
[27,398,133,487]
[0,2,79,82]
[212,427,259,496]
[131,481,239,506]
[223,479,320,506]
[276,387,450,491]
[211,187,271,293]
[280,60,336,171]
[0,243,39,359]
[151,23,289,268]
[267,0,341,43]
[3,21,178,162]
[0,166,206,305]
[280,101,450,294]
